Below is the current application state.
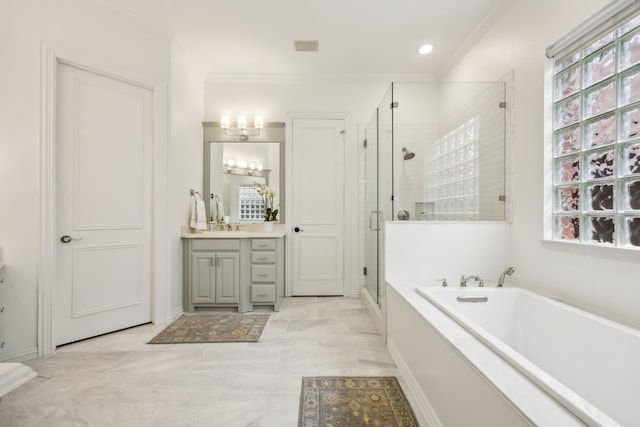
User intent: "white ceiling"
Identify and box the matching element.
[101,0,508,77]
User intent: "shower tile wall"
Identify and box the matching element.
[393,124,439,220]
[429,84,506,220]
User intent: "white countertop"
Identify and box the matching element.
[181,224,287,239]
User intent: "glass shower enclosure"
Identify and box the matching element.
[362,81,508,304]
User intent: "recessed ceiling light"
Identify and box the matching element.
[418,44,434,55]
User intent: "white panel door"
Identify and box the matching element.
[292,118,345,296]
[55,63,152,346]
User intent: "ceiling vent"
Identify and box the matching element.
[294,40,319,52]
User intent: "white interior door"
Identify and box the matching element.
[292,118,345,296]
[54,63,152,346]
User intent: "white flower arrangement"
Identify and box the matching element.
[255,184,278,222]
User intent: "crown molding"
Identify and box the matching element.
[437,0,513,78]
[204,73,438,85]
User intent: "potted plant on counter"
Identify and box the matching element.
[256,184,278,231]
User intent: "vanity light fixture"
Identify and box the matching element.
[220,114,264,140]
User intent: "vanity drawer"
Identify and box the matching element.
[251,285,275,303]
[251,265,276,282]
[192,239,240,251]
[251,239,276,251]
[251,252,276,264]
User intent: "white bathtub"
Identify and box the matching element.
[415,286,640,427]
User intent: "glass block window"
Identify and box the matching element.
[551,12,640,248]
[238,184,265,221]
[425,116,480,220]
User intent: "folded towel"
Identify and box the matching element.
[190,193,207,230]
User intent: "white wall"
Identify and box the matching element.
[204,76,391,124]
[204,76,393,296]
[385,222,512,286]
[0,0,173,360]
[169,44,205,317]
[441,0,640,327]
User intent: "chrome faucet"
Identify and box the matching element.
[460,275,484,287]
[497,266,515,287]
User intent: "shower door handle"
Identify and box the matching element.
[369,211,382,231]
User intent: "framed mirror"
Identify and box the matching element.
[203,122,285,225]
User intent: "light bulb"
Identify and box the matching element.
[220,115,230,129]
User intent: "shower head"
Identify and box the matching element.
[402,147,415,160]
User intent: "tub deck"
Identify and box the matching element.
[415,286,640,427]
[386,281,585,427]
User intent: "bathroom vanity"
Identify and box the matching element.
[181,225,286,312]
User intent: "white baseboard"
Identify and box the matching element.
[360,286,383,332]
[360,286,381,317]
[387,337,443,427]
[0,347,38,363]
[165,306,183,324]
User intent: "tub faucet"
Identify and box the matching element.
[460,275,484,287]
[498,266,516,287]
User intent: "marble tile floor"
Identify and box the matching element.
[0,297,428,427]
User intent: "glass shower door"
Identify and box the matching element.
[379,85,394,221]
[363,109,379,302]
[362,85,394,305]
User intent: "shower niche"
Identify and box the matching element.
[361,80,511,303]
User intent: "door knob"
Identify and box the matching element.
[293,227,304,232]
[60,235,82,243]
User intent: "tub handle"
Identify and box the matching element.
[456,295,488,303]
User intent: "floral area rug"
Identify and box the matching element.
[147,313,270,344]
[299,376,419,427]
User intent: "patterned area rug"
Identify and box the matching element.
[147,313,270,344]
[299,376,419,427]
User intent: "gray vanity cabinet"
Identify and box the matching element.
[250,238,283,311]
[183,234,285,313]
[183,239,243,312]
[191,251,239,305]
